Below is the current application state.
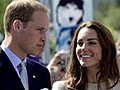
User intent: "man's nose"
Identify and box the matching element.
[40,34,46,42]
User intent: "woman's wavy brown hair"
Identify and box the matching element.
[65,21,119,90]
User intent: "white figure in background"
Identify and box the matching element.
[55,0,84,52]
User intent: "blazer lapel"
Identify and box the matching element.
[26,59,44,90]
[26,59,51,90]
[0,48,25,90]
[26,60,35,90]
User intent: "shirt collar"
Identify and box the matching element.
[0,42,24,68]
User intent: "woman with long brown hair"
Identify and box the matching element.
[52,21,120,90]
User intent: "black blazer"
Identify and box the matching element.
[0,48,51,90]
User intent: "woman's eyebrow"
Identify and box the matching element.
[87,38,98,41]
[77,38,98,42]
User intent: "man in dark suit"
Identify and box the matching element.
[0,0,51,90]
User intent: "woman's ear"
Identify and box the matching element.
[12,20,23,32]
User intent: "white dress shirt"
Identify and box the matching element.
[0,42,27,78]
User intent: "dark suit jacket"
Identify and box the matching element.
[0,48,51,90]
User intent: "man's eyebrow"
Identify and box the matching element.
[36,26,48,31]
[36,26,45,29]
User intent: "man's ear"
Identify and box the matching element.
[12,20,23,32]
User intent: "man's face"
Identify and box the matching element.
[17,10,49,56]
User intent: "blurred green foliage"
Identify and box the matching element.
[0,0,119,54]
[0,0,12,35]
[94,0,120,41]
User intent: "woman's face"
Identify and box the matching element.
[76,27,102,68]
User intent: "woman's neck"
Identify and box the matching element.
[87,66,99,83]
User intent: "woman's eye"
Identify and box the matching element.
[89,41,96,45]
[78,42,83,47]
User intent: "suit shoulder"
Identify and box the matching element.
[27,59,49,72]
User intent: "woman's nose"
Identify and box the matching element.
[80,43,88,52]
[81,43,86,49]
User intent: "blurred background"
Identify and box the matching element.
[0,0,120,64]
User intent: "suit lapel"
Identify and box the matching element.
[26,60,35,90]
[26,59,44,90]
[0,48,25,90]
[26,59,51,90]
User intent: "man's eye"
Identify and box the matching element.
[36,29,46,33]
[36,28,42,30]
